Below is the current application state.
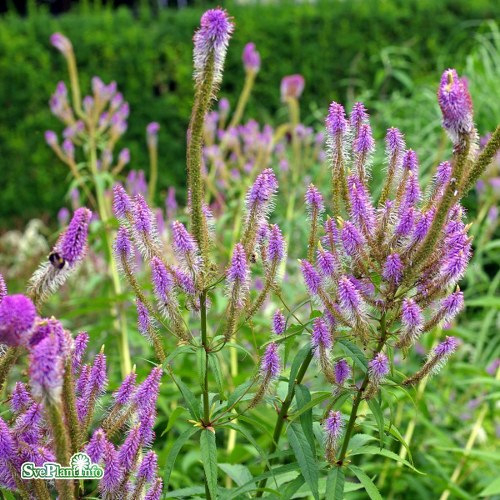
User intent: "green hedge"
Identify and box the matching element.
[0,0,497,226]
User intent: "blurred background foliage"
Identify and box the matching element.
[0,0,499,227]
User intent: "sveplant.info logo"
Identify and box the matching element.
[21,452,104,480]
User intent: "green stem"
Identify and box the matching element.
[62,361,82,453]
[227,71,256,130]
[256,349,314,496]
[201,291,210,426]
[46,400,75,499]
[0,346,21,390]
[148,142,158,205]
[88,133,131,377]
[337,314,388,464]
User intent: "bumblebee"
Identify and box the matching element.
[249,252,257,264]
[49,252,66,270]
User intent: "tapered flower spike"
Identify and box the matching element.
[396,298,423,349]
[305,184,325,216]
[58,207,92,266]
[243,42,261,73]
[404,336,458,386]
[311,317,332,352]
[145,478,163,500]
[280,74,305,101]
[340,220,365,259]
[334,359,351,385]
[113,184,132,219]
[261,343,280,379]
[100,441,123,494]
[338,276,364,320]
[0,417,15,459]
[272,310,286,335]
[193,8,234,89]
[171,220,202,275]
[85,428,107,463]
[438,69,474,144]
[226,243,250,309]
[300,259,321,295]
[383,253,403,285]
[347,175,376,237]
[73,331,89,373]
[324,410,344,463]
[10,382,32,414]
[134,367,162,411]
[368,352,389,383]
[118,424,142,473]
[50,33,72,55]
[113,370,137,406]
[0,294,36,347]
[350,102,368,137]
[326,102,349,138]
[316,244,338,278]
[29,336,65,403]
[138,451,158,483]
[268,224,286,264]
[114,226,133,261]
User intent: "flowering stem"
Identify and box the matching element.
[148,141,158,205]
[256,348,314,496]
[200,291,211,426]
[88,132,132,377]
[45,400,75,499]
[0,346,21,390]
[187,56,215,265]
[228,71,256,130]
[337,313,388,464]
[62,361,82,453]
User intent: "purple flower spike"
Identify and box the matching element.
[50,32,72,55]
[73,331,89,373]
[134,367,162,410]
[133,194,154,234]
[402,150,418,173]
[137,300,152,336]
[268,224,285,263]
[305,184,325,216]
[242,42,261,73]
[316,247,337,278]
[385,127,405,158]
[113,184,132,219]
[338,276,363,318]
[348,176,375,235]
[260,343,280,379]
[118,425,142,472]
[145,478,163,500]
[440,290,464,324]
[0,418,14,459]
[369,352,389,382]
[100,442,123,493]
[193,9,234,86]
[227,243,250,284]
[401,298,423,332]
[147,123,160,149]
[45,130,58,147]
[431,337,458,362]
[166,187,178,219]
[86,428,107,463]
[395,206,415,238]
[272,310,286,335]
[172,221,198,255]
[438,69,473,142]
[137,451,158,483]
[354,123,374,155]
[435,161,452,188]
[85,351,108,400]
[311,317,332,352]
[114,226,133,260]
[151,257,174,303]
[325,410,343,440]
[300,260,321,295]
[326,102,348,138]
[341,221,365,258]
[0,294,36,347]
[281,74,305,101]
[246,168,278,208]
[29,336,64,402]
[383,253,403,285]
[334,359,351,385]
[10,382,32,413]
[59,207,92,266]
[350,102,369,134]
[113,371,137,405]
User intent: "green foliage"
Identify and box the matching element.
[0,0,498,225]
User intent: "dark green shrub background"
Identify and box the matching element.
[0,0,498,227]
